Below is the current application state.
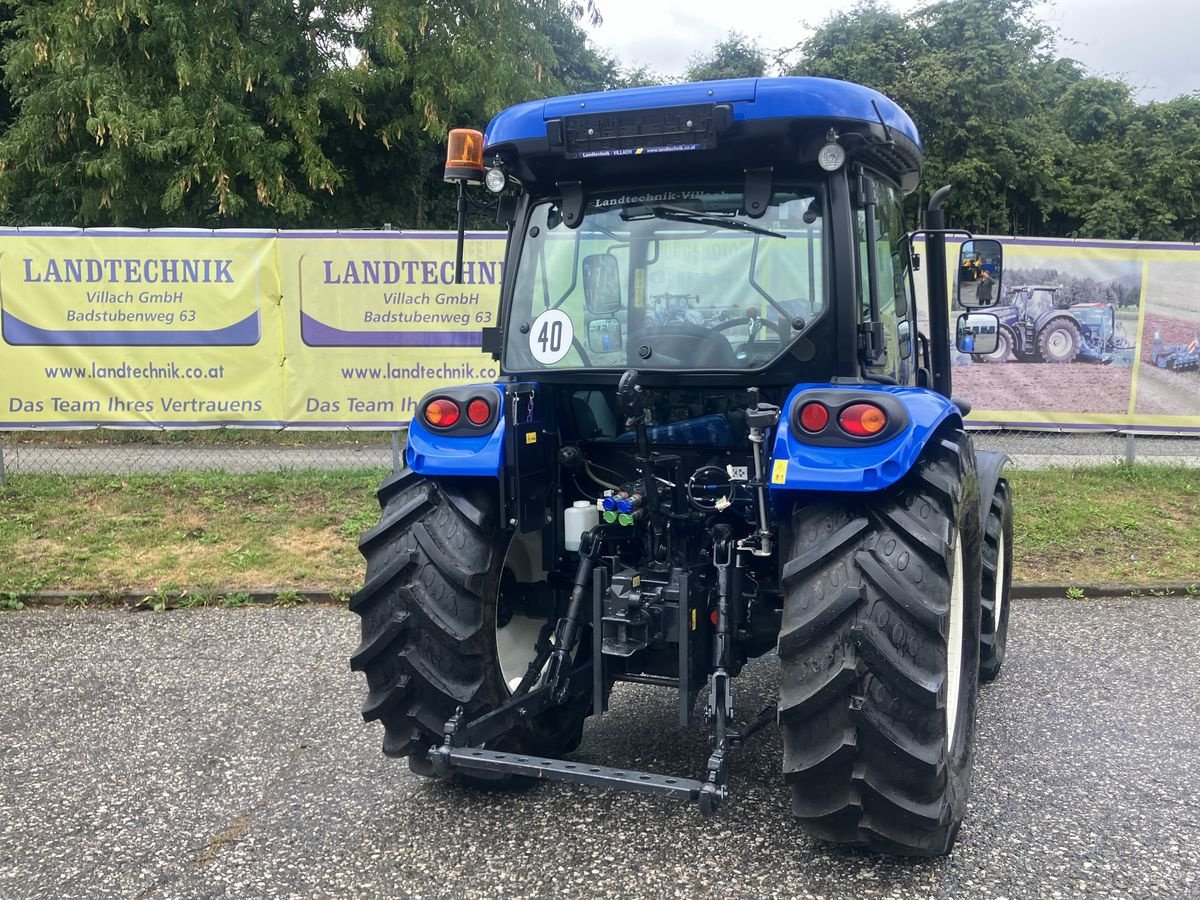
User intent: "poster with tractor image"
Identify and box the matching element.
[953,245,1141,419]
[943,238,1200,430]
[1136,259,1200,418]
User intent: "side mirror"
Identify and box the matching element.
[957,239,1003,308]
[586,317,622,354]
[582,254,622,314]
[957,312,1000,355]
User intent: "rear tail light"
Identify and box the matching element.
[466,397,492,425]
[798,402,830,433]
[423,398,460,428]
[838,403,888,437]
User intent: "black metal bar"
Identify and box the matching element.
[449,663,592,749]
[454,180,468,285]
[677,569,691,727]
[592,565,606,717]
[730,703,777,748]
[444,748,704,802]
[829,168,860,378]
[926,185,953,398]
[862,174,880,327]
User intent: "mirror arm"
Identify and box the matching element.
[924,186,954,398]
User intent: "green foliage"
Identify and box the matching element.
[685,32,767,82]
[0,0,611,227]
[790,0,1200,240]
[274,588,302,607]
[0,0,1195,239]
[220,591,254,608]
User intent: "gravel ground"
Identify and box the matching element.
[1,599,1198,899]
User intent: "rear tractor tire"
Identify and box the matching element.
[349,469,589,780]
[778,428,984,856]
[979,479,1013,682]
[1037,319,1081,363]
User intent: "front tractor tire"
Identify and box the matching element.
[778,429,983,856]
[349,469,587,777]
[979,479,1014,682]
[972,327,1013,364]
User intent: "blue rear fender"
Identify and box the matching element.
[406,383,507,477]
[769,384,961,494]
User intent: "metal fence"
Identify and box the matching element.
[1,426,1198,483]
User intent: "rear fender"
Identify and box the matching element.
[769,384,961,496]
[976,450,1009,526]
[406,383,508,477]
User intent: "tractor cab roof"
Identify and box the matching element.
[483,77,923,194]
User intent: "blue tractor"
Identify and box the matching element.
[977,284,1133,364]
[350,78,1015,856]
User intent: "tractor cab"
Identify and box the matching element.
[452,78,929,391]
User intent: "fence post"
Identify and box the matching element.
[391,430,402,474]
[0,434,6,485]
[1125,432,1136,465]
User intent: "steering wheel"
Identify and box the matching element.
[713,316,788,341]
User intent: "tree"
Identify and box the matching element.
[0,0,348,225]
[0,0,608,228]
[685,32,767,82]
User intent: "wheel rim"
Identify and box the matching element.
[1048,330,1070,355]
[993,526,1007,633]
[496,532,553,694]
[946,532,965,744]
[990,334,1008,361]
[496,608,547,694]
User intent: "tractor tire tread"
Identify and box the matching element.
[778,427,983,856]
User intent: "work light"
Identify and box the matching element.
[817,141,845,172]
[484,166,507,193]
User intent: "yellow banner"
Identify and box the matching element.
[0,231,282,425]
[278,232,503,424]
[0,229,1196,431]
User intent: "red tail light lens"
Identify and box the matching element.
[466,397,492,425]
[798,402,830,433]
[423,398,460,428]
[838,403,888,437]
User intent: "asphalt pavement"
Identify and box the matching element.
[1,598,1198,899]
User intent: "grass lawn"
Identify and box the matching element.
[0,470,387,600]
[1008,465,1199,583]
[0,464,1196,601]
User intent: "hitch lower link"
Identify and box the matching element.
[427,528,775,816]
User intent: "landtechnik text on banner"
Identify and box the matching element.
[0,229,1197,431]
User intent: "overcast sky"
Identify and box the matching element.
[585,1,1195,101]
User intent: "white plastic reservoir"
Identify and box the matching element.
[564,500,599,552]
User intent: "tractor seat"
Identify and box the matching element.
[629,323,739,369]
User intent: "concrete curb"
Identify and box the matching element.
[5,582,1197,609]
[1009,582,1198,599]
[3,588,347,609]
